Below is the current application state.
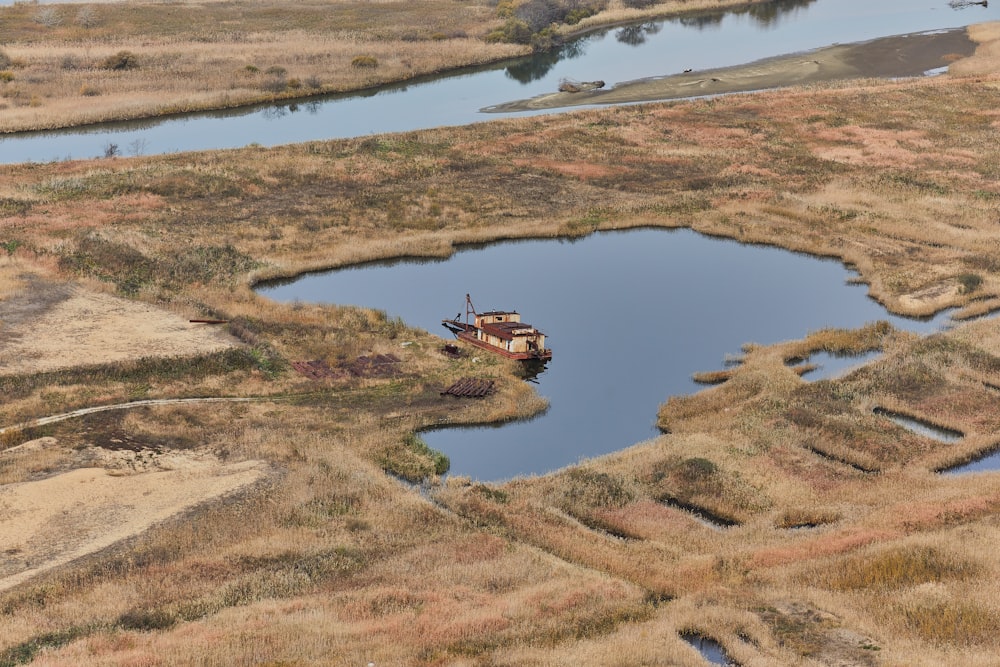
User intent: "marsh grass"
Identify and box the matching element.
[0,0,530,132]
[0,0,815,133]
[775,508,841,530]
[5,37,1000,665]
[895,598,1000,645]
[809,544,978,592]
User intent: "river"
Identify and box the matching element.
[1,0,996,163]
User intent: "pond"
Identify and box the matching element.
[1,0,996,163]
[258,228,951,481]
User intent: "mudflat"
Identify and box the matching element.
[486,28,977,112]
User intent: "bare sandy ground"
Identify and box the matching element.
[0,275,236,375]
[485,28,978,112]
[0,438,267,592]
[0,272,255,590]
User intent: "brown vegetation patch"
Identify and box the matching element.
[752,528,898,569]
[344,353,401,378]
[513,158,623,180]
[291,359,339,380]
[890,494,1000,532]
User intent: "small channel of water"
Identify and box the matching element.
[1,0,995,163]
[944,449,1000,475]
[872,407,963,443]
[681,633,737,666]
[258,228,951,482]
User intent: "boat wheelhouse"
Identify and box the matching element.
[443,294,552,362]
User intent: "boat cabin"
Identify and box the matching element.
[472,311,546,357]
[442,295,551,361]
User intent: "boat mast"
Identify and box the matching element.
[465,293,477,326]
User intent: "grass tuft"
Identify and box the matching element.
[812,544,978,591]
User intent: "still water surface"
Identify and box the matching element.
[1,0,996,163]
[259,229,951,481]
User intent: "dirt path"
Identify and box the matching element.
[0,396,261,440]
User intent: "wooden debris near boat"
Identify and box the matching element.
[441,377,496,398]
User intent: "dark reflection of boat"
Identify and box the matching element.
[443,294,552,362]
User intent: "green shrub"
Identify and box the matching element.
[564,468,634,509]
[117,608,178,631]
[487,18,532,44]
[406,434,450,476]
[958,272,983,293]
[2,239,22,254]
[678,457,718,483]
[496,0,516,18]
[565,7,595,24]
[100,51,139,71]
[0,71,14,83]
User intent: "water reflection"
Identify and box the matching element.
[505,38,590,83]
[674,0,819,30]
[745,0,820,27]
[615,22,662,46]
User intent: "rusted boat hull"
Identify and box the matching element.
[454,328,552,361]
[442,294,552,362]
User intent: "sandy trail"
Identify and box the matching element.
[0,396,260,439]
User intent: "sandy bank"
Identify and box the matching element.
[485,28,978,112]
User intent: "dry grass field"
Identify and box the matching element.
[1,6,1000,667]
[0,0,768,133]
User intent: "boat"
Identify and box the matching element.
[442,294,552,362]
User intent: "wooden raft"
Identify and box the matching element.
[441,378,496,398]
